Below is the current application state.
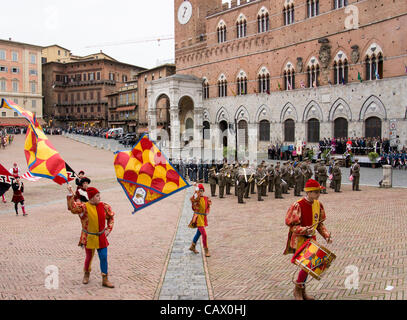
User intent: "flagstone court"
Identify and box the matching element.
[1,135,407,300]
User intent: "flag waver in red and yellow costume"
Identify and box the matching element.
[67,186,115,288]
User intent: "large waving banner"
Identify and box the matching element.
[114,134,190,214]
[1,98,69,185]
[0,163,16,196]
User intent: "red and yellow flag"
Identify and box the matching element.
[1,98,69,185]
[114,134,190,213]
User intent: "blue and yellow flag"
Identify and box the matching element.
[114,134,190,214]
[0,98,69,185]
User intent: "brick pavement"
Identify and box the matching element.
[0,135,183,300]
[1,135,407,300]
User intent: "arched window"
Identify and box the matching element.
[284,119,295,142]
[283,2,295,25]
[236,70,247,95]
[186,118,194,130]
[333,0,347,9]
[217,20,227,43]
[334,117,348,138]
[333,52,348,85]
[203,121,210,140]
[257,7,270,33]
[203,78,210,99]
[284,62,295,90]
[236,14,247,38]
[307,118,320,142]
[365,53,383,80]
[258,67,270,93]
[259,120,270,141]
[365,116,382,138]
[307,0,319,17]
[307,58,320,88]
[218,74,227,97]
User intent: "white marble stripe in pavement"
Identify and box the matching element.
[158,186,210,300]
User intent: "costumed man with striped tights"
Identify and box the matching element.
[67,185,115,288]
[189,183,212,257]
[283,179,332,300]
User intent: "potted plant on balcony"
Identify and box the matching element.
[368,151,379,168]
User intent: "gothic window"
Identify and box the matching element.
[217,20,227,43]
[333,0,347,9]
[237,71,247,95]
[284,63,295,90]
[333,52,349,84]
[259,120,270,141]
[236,15,247,38]
[365,51,383,81]
[307,58,320,88]
[307,0,319,17]
[257,8,269,33]
[307,118,320,143]
[218,75,228,97]
[258,67,270,93]
[283,2,295,25]
[284,119,295,142]
[203,78,210,99]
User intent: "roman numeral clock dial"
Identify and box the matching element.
[178,1,192,25]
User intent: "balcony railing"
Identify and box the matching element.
[53,80,116,88]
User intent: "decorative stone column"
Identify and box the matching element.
[248,122,258,163]
[170,106,181,160]
[193,107,203,161]
[147,98,157,141]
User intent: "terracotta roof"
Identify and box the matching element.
[115,106,137,112]
[0,117,46,126]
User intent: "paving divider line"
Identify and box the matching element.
[201,238,214,300]
[153,188,187,300]
[157,186,210,300]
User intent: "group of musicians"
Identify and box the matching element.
[172,157,356,204]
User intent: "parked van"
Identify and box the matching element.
[106,128,123,139]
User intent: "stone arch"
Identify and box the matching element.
[177,94,195,107]
[216,107,230,123]
[328,98,352,121]
[203,109,211,123]
[256,104,272,122]
[303,100,323,122]
[280,102,298,122]
[359,95,387,121]
[235,105,250,123]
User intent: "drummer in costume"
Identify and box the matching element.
[284,179,332,300]
[189,184,212,257]
[67,185,115,288]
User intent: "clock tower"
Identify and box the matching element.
[174,0,220,53]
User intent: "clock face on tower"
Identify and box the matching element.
[177,1,192,25]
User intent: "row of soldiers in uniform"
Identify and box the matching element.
[187,159,356,204]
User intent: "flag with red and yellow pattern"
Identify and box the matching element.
[114,134,190,213]
[1,98,69,185]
